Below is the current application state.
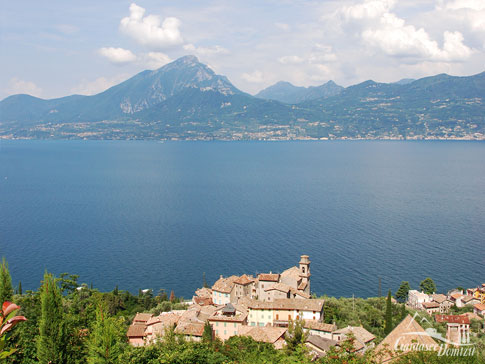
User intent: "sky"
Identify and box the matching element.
[1,0,484,100]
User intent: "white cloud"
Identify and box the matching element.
[443,0,485,11]
[241,70,264,83]
[278,55,305,64]
[120,3,183,49]
[183,44,230,55]
[98,47,137,64]
[341,0,395,20]
[5,78,43,97]
[341,0,473,62]
[70,74,130,95]
[143,52,172,69]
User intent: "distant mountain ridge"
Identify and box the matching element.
[0,56,484,140]
[255,80,343,104]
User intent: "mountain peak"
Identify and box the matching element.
[174,55,200,65]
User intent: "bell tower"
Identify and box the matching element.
[299,255,311,294]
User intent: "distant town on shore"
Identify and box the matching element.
[1,56,484,141]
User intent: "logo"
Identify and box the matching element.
[393,312,476,357]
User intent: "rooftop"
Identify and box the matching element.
[303,320,337,333]
[435,315,470,324]
[258,273,280,282]
[376,315,438,362]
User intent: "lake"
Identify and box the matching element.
[1,140,484,298]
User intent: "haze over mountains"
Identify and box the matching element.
[1,55,484,140]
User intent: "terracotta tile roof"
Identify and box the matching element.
[474,303,485,311]
[303,320,337,333]
[193,296,213,306]
[238,326,287,344]
[462,296,479,303]
[280,266,301,281]
[264,282,292,293]
[258,273,280,282]
[333,326,375,344]
[133,312,152,323]
[195,287,213,298]
[212,275,239,293]
[127,324,146,337]
[234,274,255,285]
[422,302,440,309]
[248,298,324,312]
[146,313,180,327]
[435,315,470,324]
[209,303,248,323]
[298,281,308,290]
[294,290,311,299]
[174,322,205,337]
[306,335,338,352]
[431,294,447,304]
[450,293,464,300]
[376,315,438,362]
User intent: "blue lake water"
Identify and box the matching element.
[0,140,484,298]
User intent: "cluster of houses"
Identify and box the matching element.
[126,256,485,361]
[407,284,485,317]
[127,255,377,357]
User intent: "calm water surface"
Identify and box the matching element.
[0,140,484,298]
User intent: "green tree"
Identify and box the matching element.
[202,321,213,344]
[37,272,68,364]
[384,289,393,335]
[17,281,22,296]
[419,277,436,294]
[87,304,126,364]
[285,318,307,352]
[395,281,411,303]
[0,258,13,304]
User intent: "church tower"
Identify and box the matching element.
[299,255,311,295]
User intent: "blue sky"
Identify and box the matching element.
[1,0,484,99]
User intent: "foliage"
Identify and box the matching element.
[86,304,126,364]
[395,281,411,303]
[37,272,69,364]
[420,277,437,295]
[285,318,307,352]
[0,302,27,360]
[321,296,401,341]
[202,321,213,344]
[0,258,13,304]
[384,289,393,335]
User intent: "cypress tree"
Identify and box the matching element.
[87,304,125,364]
[17,281,22,296]
[384,289,393,335]
[202,321,213,343]
[0,257,13,303]
[37,272,67,364]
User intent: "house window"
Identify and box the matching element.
[216,322,219,326]
[224,330,227,335]
[234,323,237,327]
[276,314,279,320]
[224,322,227,327]
[288,315,291,320]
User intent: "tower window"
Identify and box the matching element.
[302,267,305,273]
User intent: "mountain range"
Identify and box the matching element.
[1,55,484,140]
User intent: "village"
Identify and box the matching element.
[126,255,485,360]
